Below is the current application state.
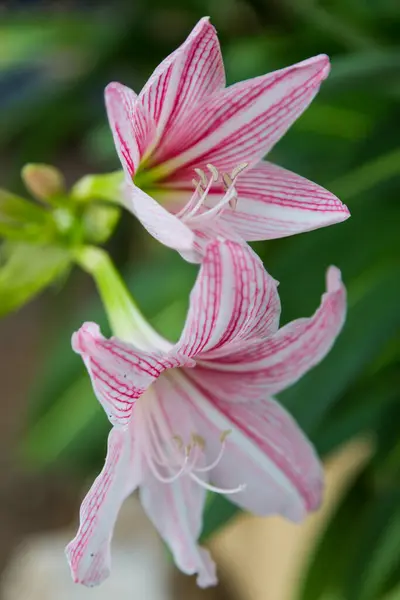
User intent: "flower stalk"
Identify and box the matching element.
[73,245,163,350]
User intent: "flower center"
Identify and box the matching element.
[175,162,248,225]
[139,396,245,494]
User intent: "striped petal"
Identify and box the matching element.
[222,160,349,240]
[139,378,217,587]
[170,370,322,521]
[105,82,155,178]
[157,54,331,174]
[72,322,185,426]
[122,181,195,258]
[177,240,281,358]
[139,17,225,153]
[66,424,140,586]
[203,266,346,396]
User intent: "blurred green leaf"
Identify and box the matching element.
[299,469,370,600]
[345,490,400,600]
[0,242,70,317]
[0,188,46,224]
[314,367,400,456]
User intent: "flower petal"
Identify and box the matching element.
[203,266,346,396]
[72,322,184,426]
[177,239,281,358]
[222,160,349,240]
[122,181,196,257]
[139,378,217,587]
[158,54,331,174]
[169,370,322,521]
[66,424,140,586]
[105,82,156,177]
[139,17,225,154]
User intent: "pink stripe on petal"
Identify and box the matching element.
[177,240,281,358]
[204,267,346,395]
[72,322,183,426]
[220,161,350,240]
[139,17,224,153]
[105,82,155,177]
[169,370,318,520]
[157,54,330,172]
[66,424,139,587]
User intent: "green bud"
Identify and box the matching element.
[71,171,124,204]
[82,203,121,244]
[22,164,65,202]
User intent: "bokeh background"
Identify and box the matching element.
[1,1,399,599]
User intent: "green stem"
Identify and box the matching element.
[73,246,164,349]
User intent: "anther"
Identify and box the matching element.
[230,162,248,179]
[194,168,208,188]
[220,429,232,443]
[173,435,183,450]
[206,163,219,182]
[222,172,233,190]
[192,433,206,450]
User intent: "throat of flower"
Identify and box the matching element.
[176,162,248,225]
[141,399,245,494]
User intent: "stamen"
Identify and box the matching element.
[196,430,231,473]
[189,472,246,495]
[206,163,219,182]
[191,433,206,450]
[220,429,232,443]
[230,162,248,179]
[222,172,233,189]
[147,452,190,484]
[173,435,184,451]
[194,168,208,188]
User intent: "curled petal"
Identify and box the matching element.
[177,240,281,358]
[159,54,331,173]
[140,477,216,587]
[122,181,195,257]
[205,266,346,395]
[139,379,217,587]
[223,161,350,240]
[66,425,139,586]
[72,322,184,426]
[105,83,156,178]
[140,17,225,153]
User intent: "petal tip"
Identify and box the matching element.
[326,265,343,293]
[72,322,101,354]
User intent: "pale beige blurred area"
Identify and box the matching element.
[210,437,373,600]
[2,437,371,600]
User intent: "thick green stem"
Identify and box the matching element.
[74,246,163,349]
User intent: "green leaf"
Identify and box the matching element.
[298,469,370,600]
[344,490,400,600]
[0,242,70,317]
[313,367,400,456]
[0,188,46,224]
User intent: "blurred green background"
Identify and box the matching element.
[0,1,399,599]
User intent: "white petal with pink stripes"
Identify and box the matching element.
[103,17,349,260]
[68,240,346,588]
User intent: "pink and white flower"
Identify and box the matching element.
[66,239,346,587]
[105,17,349,262]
